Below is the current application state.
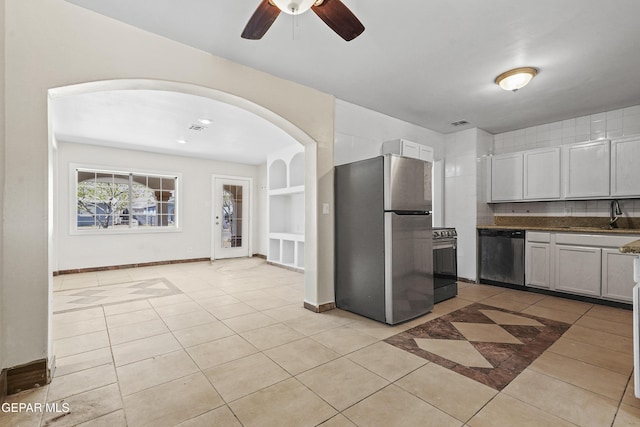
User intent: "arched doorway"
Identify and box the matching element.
[48,78,319,311]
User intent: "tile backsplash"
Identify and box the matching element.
[492,199,640,218]
[493,104,640,155]
[488,103,640,220]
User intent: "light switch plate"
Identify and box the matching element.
[322,203,330,215]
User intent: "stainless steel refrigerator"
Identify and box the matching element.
[335,154,433,324]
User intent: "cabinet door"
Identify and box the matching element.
[491,153,523,201]
[611,137,640,197]
[401,140,420,159]
[602,249,636,302]
[563,140,610,198]
[554,245,601,296]
[419,145,434,162]
[526,242,551,288]
[524,147,560,199]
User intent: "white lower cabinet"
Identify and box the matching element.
[554,245,602,297]
[602,249,637,302]
[525,231,637,302]
[525,242,551,289]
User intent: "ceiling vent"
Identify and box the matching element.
[188,124,207,132]
[450,120,469,127]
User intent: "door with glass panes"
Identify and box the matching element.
[212,177,250,259]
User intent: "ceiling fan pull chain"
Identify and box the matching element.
[292,11,296,40]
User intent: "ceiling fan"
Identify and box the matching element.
[241,0,365,42]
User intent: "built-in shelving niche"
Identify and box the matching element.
[267,147,305,270]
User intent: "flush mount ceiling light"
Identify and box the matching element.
[176,139,187,144]
[495,67,538,92]
[198,118,212,125]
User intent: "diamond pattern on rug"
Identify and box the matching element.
[54,278,181,313]
[451,322,522,344]
[414,339,493,368]
[479,309,543,326]
[384,302,570,390]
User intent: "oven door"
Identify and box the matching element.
[433,240,457,303]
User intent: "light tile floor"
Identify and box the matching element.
[2,258,640,426]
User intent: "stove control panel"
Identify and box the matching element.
[433,228,457,239]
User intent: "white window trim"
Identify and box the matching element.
[69,163,183,235]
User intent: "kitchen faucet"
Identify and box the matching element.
[609,199,622,228]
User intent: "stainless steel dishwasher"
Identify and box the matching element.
[478,229,525,287]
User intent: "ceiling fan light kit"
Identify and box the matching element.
[271,0,318,14]
[242,0,364,41]
[495,67,538,92]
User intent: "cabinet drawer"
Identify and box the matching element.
[527,231,550,243]
[555,233,639,247]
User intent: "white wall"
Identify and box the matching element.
[334,99,445,165]
[444,129,477,281]
[2,0,334,371]
[444,128,492,281]
[491,104,640,218]
[257,162,268,256]
[0,0,5,375]
[56,142,262,270]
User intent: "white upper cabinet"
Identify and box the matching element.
[524,147,561,200]
[611,136,640,197]
[490,152,523,201]
[486,135,640,203]
[382,139,433,161]
[419,145,434,162]
[562,140,610,198]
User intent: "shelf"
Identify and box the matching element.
[297,241,305,268]
[268,239,281,263]
[282,240,295,265]
[269,232,304,242]
[269,159,287,190]
[267,146,305,271]
[268,185,304,196]
[290,152,305,187]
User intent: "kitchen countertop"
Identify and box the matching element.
[478,216,640,236]
[477,224,640,235]
[620,239,640,254]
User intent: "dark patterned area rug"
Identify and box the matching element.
[384,302,570,390]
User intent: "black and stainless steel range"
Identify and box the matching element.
[433,227,458,303]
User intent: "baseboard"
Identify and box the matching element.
[6,358,50,395]
[54,258,211,276]
[0,368,7,399]
[266,261,304,274]
[303,301,336,313]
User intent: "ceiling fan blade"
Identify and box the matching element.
[241,0,281,40]
[311,0,365,41]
